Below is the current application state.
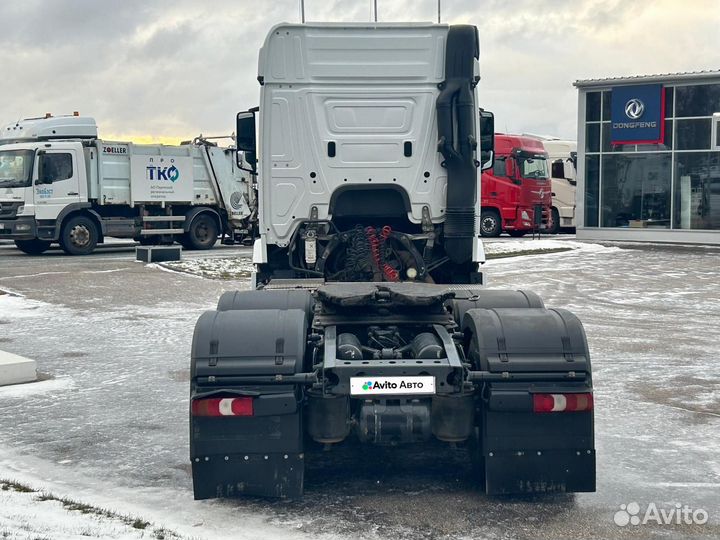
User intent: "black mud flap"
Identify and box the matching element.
[463,307,596,494]
[482,406,596,494]
[485,448,596,494]
[190,308,308,499]
[192,450,304,499]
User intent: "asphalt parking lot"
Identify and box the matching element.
[0,238,719,540]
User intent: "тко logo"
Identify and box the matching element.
[625,98,645,120]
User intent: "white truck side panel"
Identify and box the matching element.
[92,142,220,206]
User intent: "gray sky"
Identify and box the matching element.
[1,0,718,142]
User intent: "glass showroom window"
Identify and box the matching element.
[674,152,720,230]
[675,84,720,117]
[601,153,672,228]
[584,155,599,227]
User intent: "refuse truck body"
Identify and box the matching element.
[0,115,256,255]
[189,22,595,499]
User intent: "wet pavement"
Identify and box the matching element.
[0,238,719,539]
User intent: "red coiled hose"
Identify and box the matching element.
[365,225,399,281]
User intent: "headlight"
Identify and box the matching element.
[16,223,31,231]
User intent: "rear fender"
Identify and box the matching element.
[189,308,308,499]
[463,307,595,494]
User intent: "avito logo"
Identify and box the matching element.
[146,165,180,183]
[362,380,425,390]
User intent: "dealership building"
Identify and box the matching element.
[574,71,720,244]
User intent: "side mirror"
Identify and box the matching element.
[479,108,494,171]
[236,110,257,173]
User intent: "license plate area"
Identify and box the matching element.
[350,376,436,396]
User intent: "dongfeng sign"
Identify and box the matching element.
[610,84,665,144]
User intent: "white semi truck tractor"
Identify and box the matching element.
[525,136,578,233]
[0,114,256,255]
[189,23,595,499]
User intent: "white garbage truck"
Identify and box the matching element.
[0,114,256,255]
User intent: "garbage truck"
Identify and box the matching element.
[189,22,595,499]
[0,114,256,255]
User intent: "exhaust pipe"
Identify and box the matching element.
[436,25,479,264]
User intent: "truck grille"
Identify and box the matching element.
[0,202,22,219]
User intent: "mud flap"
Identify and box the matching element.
[483,408,595,494]
[485,449,595,494]
[190,308,308,499]
[190,394,305,499]
[192,453,304,499]
[463,307,596,494]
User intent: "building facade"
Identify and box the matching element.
[575,71,720,244]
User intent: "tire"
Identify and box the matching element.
[14,239,51,255]
[508,230,526,237]
[60,215,98,255]
[479,209,501,237]
[547,207,560,235]
[182,214,218,250]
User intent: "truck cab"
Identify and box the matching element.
[540,138,577,232]
[0,116,93,252]
[479,134,551,237]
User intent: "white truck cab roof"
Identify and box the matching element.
[0,115,98,144]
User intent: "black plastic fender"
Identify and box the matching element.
[462,307,590,373]
[462,307,595,494]
[216,289,313,315]
[448,289,545,326]
[190,308,309,499]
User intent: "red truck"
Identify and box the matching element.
[480,134,552,237]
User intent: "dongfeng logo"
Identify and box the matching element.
[625,98,645,120]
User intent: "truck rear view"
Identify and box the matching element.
[189,22,595,499]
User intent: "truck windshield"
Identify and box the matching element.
[0,150,34,188]
[519,155,549,179]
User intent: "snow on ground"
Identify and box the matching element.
[482,237,619,257]
[1,240,720,539]
[152,238,614,281]
[0,481,184,540]
[154,257,255,280]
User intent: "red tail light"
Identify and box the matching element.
[191,397,254,417]
[533,393,593,413]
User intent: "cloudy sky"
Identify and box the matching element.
[1,0,718,143]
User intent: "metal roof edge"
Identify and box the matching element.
[573,70,720,89]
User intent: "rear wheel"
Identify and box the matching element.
[14,239,51,255]
[546,207,560,234]
[182,214,218,250]
[479,209,501,237]
[60,215,98,255]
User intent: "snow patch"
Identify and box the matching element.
[154,258,254,281]
[0,377,74,398]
